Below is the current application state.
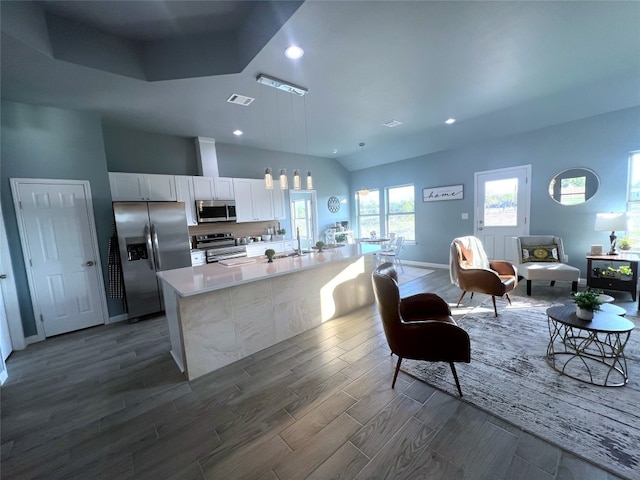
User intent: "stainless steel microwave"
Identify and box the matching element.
[196,200,236,223]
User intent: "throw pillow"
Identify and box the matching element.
[522,244,559,263]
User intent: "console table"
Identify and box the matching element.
[586,254,639,301]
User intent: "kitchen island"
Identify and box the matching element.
[157,244,379,380]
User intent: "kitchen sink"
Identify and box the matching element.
[273,251,306,259]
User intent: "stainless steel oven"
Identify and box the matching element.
[194,232,247,263]
[195,200,236,223]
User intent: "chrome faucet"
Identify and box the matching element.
[296,227,302,255]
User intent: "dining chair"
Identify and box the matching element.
[376,236,405,272]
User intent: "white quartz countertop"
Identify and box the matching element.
[157,243,381,297]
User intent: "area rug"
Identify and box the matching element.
[401,296,640,480]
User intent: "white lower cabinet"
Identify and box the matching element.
[190,250,206,266]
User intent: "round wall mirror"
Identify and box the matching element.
[548,168,599,205]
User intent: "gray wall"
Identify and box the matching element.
[1,101,114,336]
[2,105,351,339]
[102,123,198,175]
[214,143,351,234]
[350,107,640,273]
[3,100,638,339]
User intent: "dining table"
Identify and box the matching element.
[358,237,391,244]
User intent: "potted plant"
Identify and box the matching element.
[619,237,632,251]
[606,265,632,279]
[274,228,286,241]
[265,248,276,263]
[618,265,632,278]
[571,290,602,320]
[315,241,325,252]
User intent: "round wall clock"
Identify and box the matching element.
[327,196,340,213]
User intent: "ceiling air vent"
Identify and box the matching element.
[226,94,255,106]
[382,119,403,128]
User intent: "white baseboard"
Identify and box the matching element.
[108,313,129,324]
[402,260,448,269]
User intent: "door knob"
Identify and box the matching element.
[84,261,95,266]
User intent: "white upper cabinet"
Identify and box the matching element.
[214,177,235,200]
[174,175,197,226]
[193,176,235,200]
[233,178,274,222]
[193,176,216,200]
[109,172,176,201]
[272,189,287,220]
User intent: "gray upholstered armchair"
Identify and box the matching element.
[512,235,579,296]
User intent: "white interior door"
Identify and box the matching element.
[474,165,531,261]
[0,207,23,354]
[11,179,108,338]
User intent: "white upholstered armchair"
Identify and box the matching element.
[513,235,580,296]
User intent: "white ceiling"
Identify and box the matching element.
[2,1,639,171]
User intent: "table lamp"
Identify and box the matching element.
[594,212,627,255]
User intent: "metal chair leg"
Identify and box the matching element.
[392,357,403,388]
[491,296,498,317]
[449,362,463,397]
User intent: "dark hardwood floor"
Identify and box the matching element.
[1,267,630,479]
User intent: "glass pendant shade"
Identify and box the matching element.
[264,168,273,189]
[279,169,288,189]
[306,171,313,190]
[293,170,301,190]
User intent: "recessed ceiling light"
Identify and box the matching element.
[233,130,243,136]
[332,149,338,154]
[445,118,456,125]
[284,45,304,59]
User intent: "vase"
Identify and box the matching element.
[576,306,594,320]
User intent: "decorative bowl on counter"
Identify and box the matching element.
[261,234,272,242]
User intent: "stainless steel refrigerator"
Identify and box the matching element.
[114,202,191,318]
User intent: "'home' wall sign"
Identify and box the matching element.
[423,184,463,202]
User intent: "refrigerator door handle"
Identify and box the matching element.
[145,224,157,271]
[151,223,161,271]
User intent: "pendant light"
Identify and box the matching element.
[264,168,273,189]
[279,169,288,189]
[357,143,370,195]
[258,73,313,190]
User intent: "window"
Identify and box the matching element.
[549,175,586,205]
[385,185,415,241]
[626,151,640,250]
[357,189,380,237]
